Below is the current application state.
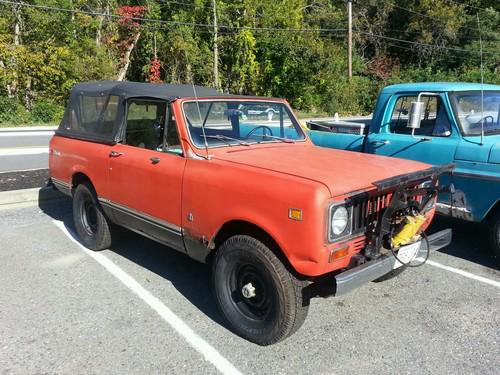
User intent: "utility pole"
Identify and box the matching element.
[212,0,220,90]
[347,0,352,80]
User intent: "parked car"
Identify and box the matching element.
[49,81,451,345]
[308,82,500,260]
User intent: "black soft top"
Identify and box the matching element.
[57,81,224,144]
[72,81,224,100]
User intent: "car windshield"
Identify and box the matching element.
[183,100,306,148]
[450,91,500,136]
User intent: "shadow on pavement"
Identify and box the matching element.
[428,216,499,270]
[38,189,226,328]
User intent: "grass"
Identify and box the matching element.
[295,109,331,119]
[0,122,58,128]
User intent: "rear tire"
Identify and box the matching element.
[213,235,308,345]
[73,183,112,250]
[488,210,500,262]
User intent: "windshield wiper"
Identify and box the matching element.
[204,134,250,146]
[261,134,295,143]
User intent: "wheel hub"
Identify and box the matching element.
[241,282,256,299]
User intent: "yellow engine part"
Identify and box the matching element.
[391,214,426,248]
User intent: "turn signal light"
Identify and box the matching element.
[329,246,349,262]
[288,208,303,221]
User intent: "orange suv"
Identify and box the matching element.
[49,81,452,345]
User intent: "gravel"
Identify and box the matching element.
[0,169,49,192]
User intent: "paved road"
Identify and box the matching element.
[0,196,498,375]
[0,117,370,173]
[0,129,53,172]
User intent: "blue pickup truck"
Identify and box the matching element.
[308,82,500,259]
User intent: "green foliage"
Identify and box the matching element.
[0,97,31,124]
[31,100,64,123]
[0,96,63,124]
[0,0,499,124]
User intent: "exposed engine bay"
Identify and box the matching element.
[357,164,454,268]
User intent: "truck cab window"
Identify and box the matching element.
[125,99,166,151]
[390,96,451,137]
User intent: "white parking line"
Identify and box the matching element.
[426,259,500,289]
[52,220,243,375]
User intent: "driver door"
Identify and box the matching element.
[365,93,459,208]
[105,99,187,252]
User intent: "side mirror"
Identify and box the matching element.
[407,101,424,129]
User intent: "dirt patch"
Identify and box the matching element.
[0,169,49,192]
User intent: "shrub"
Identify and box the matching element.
[31,100,65,123]
[0,97,32,124]
[0,97,21,123]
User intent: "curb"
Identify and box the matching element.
[0,186,67,208]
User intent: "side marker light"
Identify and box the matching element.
[288,208,303,221]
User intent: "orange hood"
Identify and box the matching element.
[212,143,431,197]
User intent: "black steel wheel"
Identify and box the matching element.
[73,182,112,251]
[213,235,308,345]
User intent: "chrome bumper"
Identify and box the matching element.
[334,228,452,296]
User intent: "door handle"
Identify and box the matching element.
[109,150,123,157]
[150,157,161,164]
[370,140,390,145]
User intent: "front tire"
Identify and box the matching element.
[488,210,500,262]
[73,183,112,250]
[213,235,308,345]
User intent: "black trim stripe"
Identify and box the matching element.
[51,177,72,196]
[98,198,182,236]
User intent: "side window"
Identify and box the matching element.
[125,99,166,151]
[164,104,182,154]
[389,96,451,137]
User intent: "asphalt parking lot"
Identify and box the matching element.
[0,193,499,375]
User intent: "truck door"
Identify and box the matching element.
[365,93,459,208]
[105,99,187,252]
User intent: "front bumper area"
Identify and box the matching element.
[334,228,452,296]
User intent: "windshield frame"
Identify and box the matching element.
[180,98,307,149]
[449,90,500,137]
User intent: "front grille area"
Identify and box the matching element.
[350,186,427,234]
[350,236,366,253]
[351,192,392,233]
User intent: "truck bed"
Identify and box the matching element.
[307,118,371,152]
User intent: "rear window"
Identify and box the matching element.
[59,94,120,142]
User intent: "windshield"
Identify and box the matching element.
[450,91,500,136]
[182,100,306,148]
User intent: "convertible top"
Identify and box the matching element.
[72,81,224,100]
[57,81,225,143]
[57,81,286,144]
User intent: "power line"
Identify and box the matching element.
[391,4,481,35]
[0,0,346,33]
[384,41,483,63]
[0,0,497,57]
[358,30,498,56]
[446,0,492,12]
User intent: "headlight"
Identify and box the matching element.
[331,206,348,235]
[329,204,352,241]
